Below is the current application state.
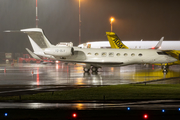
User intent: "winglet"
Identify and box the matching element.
[153,37,164,49]
[26,48,42,60]
[106,32,128,49]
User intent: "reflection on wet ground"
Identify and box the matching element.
[0,63,180,111]
[0,63,180,86]
[0,100,180,110]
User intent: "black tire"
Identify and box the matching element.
[92,67,98,72]
[83,67,90,72]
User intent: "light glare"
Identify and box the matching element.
[143,114,148,119]
[110,17,114,22]
[73,113,77,118]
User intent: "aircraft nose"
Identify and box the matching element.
[168,56,177,62]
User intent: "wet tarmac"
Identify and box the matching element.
[0,63,180,111]
[0,100,180,110]
[0,63,180,86]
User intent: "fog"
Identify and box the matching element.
[0,0,180,53]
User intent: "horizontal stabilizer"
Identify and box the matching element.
[4,30,21,33]
[21,28,53,48]
[26,48,42,60]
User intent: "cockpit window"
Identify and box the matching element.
[157,52,168,55]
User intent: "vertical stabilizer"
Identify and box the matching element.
[21,28,53,49]
[106,32,128,49]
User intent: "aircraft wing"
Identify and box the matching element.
[56,59,123,66]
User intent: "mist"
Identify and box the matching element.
[0,0,180,53]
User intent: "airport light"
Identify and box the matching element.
[36,0,39,28]
[127,107,130,110]
[4,113,8,117]
[179,108,180,111]
[72,113,77,118]
[162,109,165,112]
[79,0,81,44]
[143,114,148,119]
[110,17,114,32]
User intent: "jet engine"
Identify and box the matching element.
[44,47,74,57]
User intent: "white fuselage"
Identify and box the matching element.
[16,28,177,68]
[53,47,177,67]
[78,41,180,50]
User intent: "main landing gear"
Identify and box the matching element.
[83,66,99,73]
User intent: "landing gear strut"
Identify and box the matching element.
[162,65,169,73]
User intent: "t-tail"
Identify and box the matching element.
[20,28,54,51]
[106,32,129,49]
[19,28,57,59]
[20,28,73,58]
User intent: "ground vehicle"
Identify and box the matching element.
[18,54,39,63]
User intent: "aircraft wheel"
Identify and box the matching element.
[83,67,90,72]
[91,67,98,72]
[163,69,168,74]
[161,65,169,69]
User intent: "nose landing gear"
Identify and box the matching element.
[162,65,169,73]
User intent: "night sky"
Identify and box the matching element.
[1,0,180,53]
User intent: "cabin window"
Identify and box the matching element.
[116,53,120,56]
[131,53,135,57]
[95,53,99,56]
[138,53,142,57]
[87,53,91,55]
[157,52,168,55]
[124,53,128,56]
[101,52,107,57]
[109,52,114,57]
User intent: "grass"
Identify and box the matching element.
[1,84,180,101]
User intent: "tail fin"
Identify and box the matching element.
[21,28,54,49]
[106,32,128,49]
